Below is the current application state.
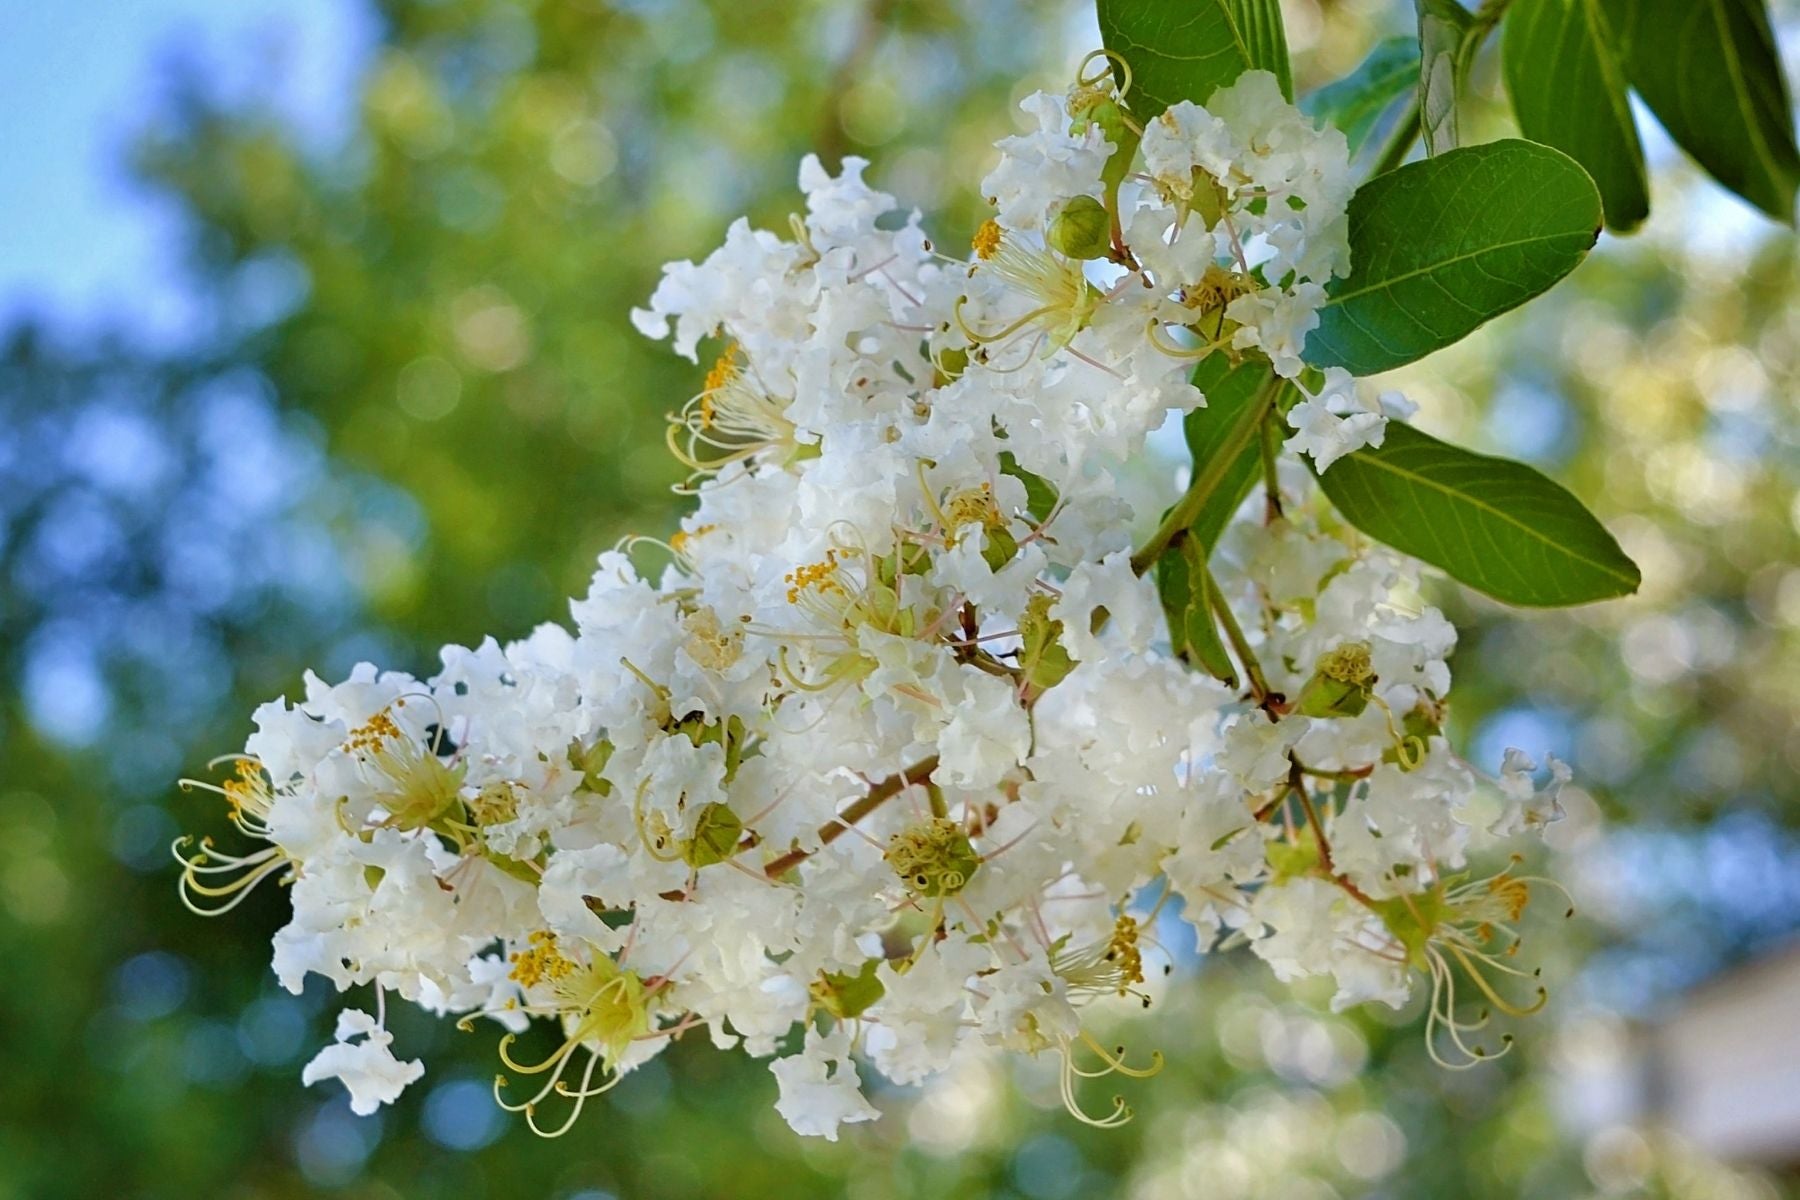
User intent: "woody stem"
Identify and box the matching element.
[763,755,940,879]
[1202,556,1276,711]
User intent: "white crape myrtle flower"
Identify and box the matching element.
[178,53,1578,1139]
[1492,748,1573,836]
[301,1008,425,1116]
[982,90,1114,232]
[1284,367,1419,471]
[1136,70,1353,379]
[771,1026,881,1140]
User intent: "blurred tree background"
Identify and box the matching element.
[1,0,1796,1197]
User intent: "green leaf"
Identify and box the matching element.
[1182,353,1281,551]
[1313,422,1640,606]
[1504,0,1651,230]
[1603,0,1800,222]
[1155,532,1238,684]
[1303,37,1421,155]
[1306,139,1602,375]
[1155,353,1292,683]
[1098,0,1293,118]
[999,451,1058,524]
[812,960,885,1021]
[1416,0,1475,155]
[1020,593,1078,691]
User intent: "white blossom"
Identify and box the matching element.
[175,61,1572,1140]
[300,1008,424,1116]
[770,1027,880,1140]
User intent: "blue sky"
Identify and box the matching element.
[0,0,372,346]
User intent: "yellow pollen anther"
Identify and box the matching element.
[972,219,1003,260]
[510,931,577,989]
[941,483,1001,543]
[783,551,843,604]
[682,605,743,671]
[1319,642,1374,685]
[1182,263,1255,314]
[346,709,403,752]
[885,817,980,898]
[702,342,741,398]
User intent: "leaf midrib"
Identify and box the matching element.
[1343,449,1637,586]
[1324,229,1588,305]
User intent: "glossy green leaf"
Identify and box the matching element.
[1155,531,1238,684]
[1603,0,1800,222]
[1306,139,1602,375]
[1303,37,1421,155]
[1152,354,1290,682]
[1314,423,1641,606]
[1098,0,1293,118]
[999,451,1058,523]
[1416,0,1474,155]
[1504,0,1650,230]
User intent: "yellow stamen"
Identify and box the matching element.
[972,218,1003,260]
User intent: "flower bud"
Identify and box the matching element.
[1048,195,1112,261]
[1068,91,1127,148]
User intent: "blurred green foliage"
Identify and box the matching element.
[1,1,1797,1198]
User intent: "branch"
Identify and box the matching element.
[763,754,939,878]
[1286,754,1378,909]
[1203,556,1280,714]
[1259,411,1284,522]
[1129,372,1281,575]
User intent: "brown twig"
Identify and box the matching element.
[763,754,940,879]
[1286,754,1378,908]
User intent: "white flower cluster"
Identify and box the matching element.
[177,68,1569,1138]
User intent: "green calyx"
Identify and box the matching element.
[672,712,750,782]
[1019,592,1076,691]
[1371,889,1450,971]
[1383,704,1443,771]
[1294,642,1376,719]
[572,737,616,795]
[886,817,980,898]
[1266,825,1322,882]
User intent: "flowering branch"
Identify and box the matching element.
[174,41,1600,1141]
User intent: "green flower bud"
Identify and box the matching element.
[1069,93,1128,147]
[1047,194,1112,261]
